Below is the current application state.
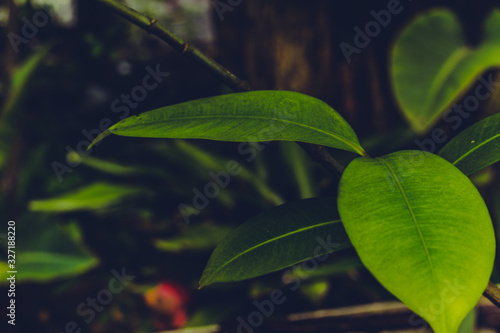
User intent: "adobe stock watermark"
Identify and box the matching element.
[213,0,244,22]
[51,64,170,182]
[340,0,405,63]
[177,106,297,224]
[381,150,427,191]
[7,0,73,54]
[230,234,345,333]
[409,277,467,331]
[53,267,135,333]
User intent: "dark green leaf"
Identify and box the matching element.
[88,91,366,156]
[439,113,500,175]
[199,197,351,287]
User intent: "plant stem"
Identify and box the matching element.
[298,143,345,176]
[93,0,251,92]
[484,281,500,308]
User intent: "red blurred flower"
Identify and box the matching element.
[144,282,189,329]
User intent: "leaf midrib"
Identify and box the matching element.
[377,157,442,327]
[452,131,500,166]
[201,219,342,285]
[20,252,94,264]
[113,114,365,156]
[421,46,471,122]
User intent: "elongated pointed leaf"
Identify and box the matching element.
[199,197,351,287]
[391,9,500,133]
[29,183,149,212]
[338,151,495,333]
[3,252,98,282]
[439,113,500,176]
[88,91,366,156]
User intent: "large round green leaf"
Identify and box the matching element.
[200,197,351,288]
[338,151,495,333]
[88,91,366,156]
[391,9,500,133]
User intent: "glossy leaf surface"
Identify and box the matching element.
[338,151,495,333]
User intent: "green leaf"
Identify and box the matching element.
[281,142,316,199]
[391,9,500,133]
[88,91,366,156]
[29,182,149,212]
[199,197,351,288]
[338,151,495,333]
[457,309,476,333]
[3,252,98,282]
[174,140,284,205]
[0,214,98,283]
[438,113,500,176]
[66,151,143,176]
[2,45,50,115]
[155,223,233,252]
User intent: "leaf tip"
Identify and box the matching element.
[198,279,208,289]
[87,130,112,151]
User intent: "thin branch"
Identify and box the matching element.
[93,0,251,92]
[158,325,220,333]
[298,142,345,176]
[261,299,500,332]
[484,281,500,308]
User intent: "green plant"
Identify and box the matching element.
[89,88,498,333]
[84,2,500,333]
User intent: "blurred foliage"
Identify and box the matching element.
[0,1,499,333]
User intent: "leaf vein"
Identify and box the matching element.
[203,219,342,283]
[113,114,365,156]
[377,158,441,301]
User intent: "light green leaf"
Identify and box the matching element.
[29,182,149,212]
[88,91,366,156]
[0,214,98,283]
[457,309,476,333]
[66,151,143,176]
[3,252,98,282]
[281,142,316,199]
[338,151,495,333]
[391,9,500,133]
[199,197,351,288]
[2,45,50,115]
[439,113,500,176]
